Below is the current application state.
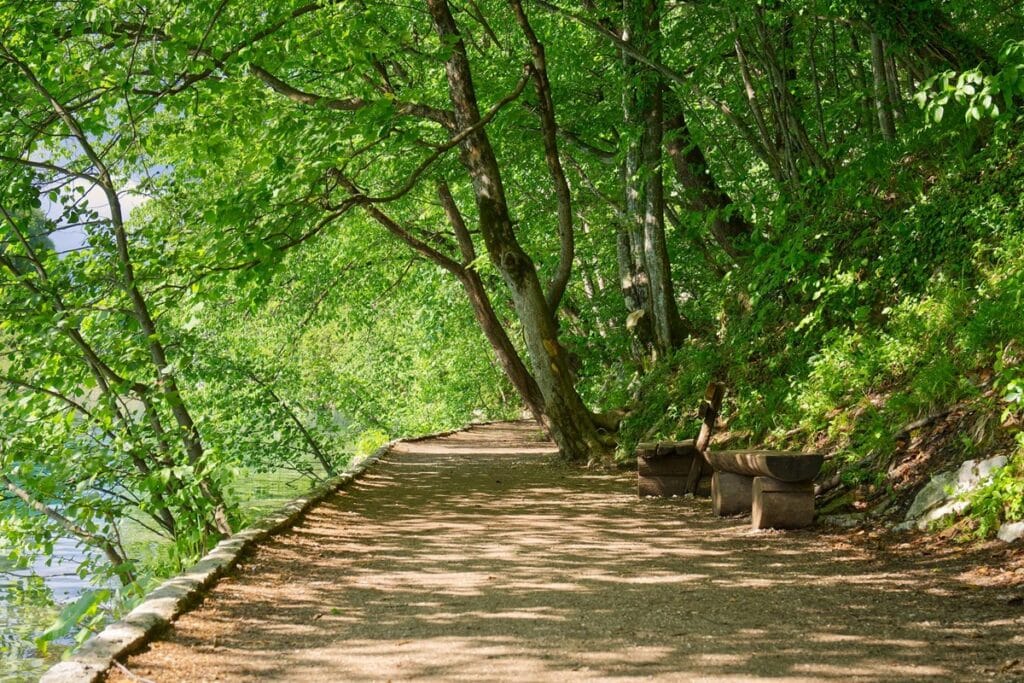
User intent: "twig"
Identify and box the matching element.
[893,408,955,442]
[112,660,156,683]
[814,473,842,496]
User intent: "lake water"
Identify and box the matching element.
[0,538,96,682]
[1,468,319,682]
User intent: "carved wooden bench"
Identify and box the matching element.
[636,383,723,498]
[705,450,824,530]
[636,440,713,497]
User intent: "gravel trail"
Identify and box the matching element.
[109,422,1024,682]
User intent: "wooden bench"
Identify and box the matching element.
[636,440,713,497]
[636,383,723,498]
[706,450,824,530]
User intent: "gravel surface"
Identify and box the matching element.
[109,422,1024,682]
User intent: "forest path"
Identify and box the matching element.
[111,422,1023,682]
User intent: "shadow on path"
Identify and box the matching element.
[111,422,1024,681]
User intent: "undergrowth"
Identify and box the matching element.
[618,126,1024,537]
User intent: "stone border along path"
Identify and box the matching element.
[56,421,1024,682]
[39,423,491,683]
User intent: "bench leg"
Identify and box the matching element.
[751,477,814,530]
[711,471,754,516]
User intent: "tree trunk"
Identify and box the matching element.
[732,28,787,183]
[664,104,753,261]
[509,0,576,317]
[426,0,607,462]
[808,18,829,148]
[856,0,995,72]
[870,32,897,141]
[437,182,548,423]
[621,0,683,356]
[640,81,685,351]
[752,6,831,177]
[849,30,876,133]
[11,57,235,536]
[0,214,208,540]
[457,269,549,422]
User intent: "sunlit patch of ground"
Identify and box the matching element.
[110,422,1024,682]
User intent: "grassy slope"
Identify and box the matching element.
[618,127,1024,537]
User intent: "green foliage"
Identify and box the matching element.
[353,430,390,458]
[968,345,1024,534]
[1,2,1023,676]
[915,40,1024,124]
[622,129,1024,535]
[34,589,110,655]
[615,343,720,460]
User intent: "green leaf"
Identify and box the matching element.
[35,589,111,648]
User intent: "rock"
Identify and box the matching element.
[904,455,1009,530]
[905,471,956,521]
[955,455,1007,491]
[869,496,894,517]
[917,498,965,530]
[997,521,1024,544]
[821,513,866,528]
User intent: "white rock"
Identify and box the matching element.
[905,455,1009,529]
[905,472,955,521]
[917,500,959,530]
[955,455,1007,492]
[997,521,1024,543]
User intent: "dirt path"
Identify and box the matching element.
[111,422,1023,682]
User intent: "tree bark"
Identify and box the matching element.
[425,0,607,462]
[436,182,548,424]
[621,0,683,356]
[640,80,685,351]
[664,105,752,261]
[849,30,876,133]
[508,0,575,317]
[870,32,897,141]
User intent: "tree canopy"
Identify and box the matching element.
[1,0,1023,652]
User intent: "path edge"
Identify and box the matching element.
[39,422,500,683]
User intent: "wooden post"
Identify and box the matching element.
[685,382,724,494]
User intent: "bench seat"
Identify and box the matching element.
[637,440,712,497]
[707,450,824,530]
[705,450,823,482]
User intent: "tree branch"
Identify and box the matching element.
[510,0,575,315]
[249,64,455,129]
[341,68,531,205]
[1,473,133,584]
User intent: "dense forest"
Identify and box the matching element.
[1,0,1023,662]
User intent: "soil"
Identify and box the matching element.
[109,422,1024,682]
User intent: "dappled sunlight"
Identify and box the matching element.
[110,423,1023,682]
